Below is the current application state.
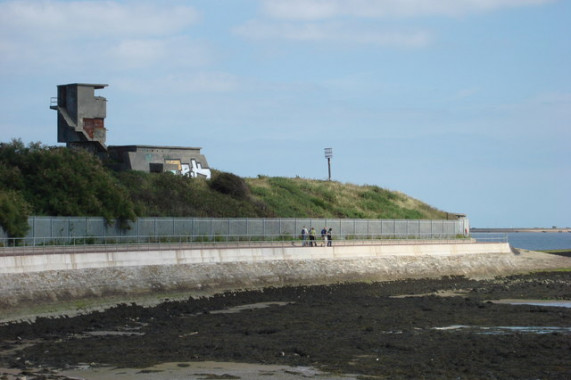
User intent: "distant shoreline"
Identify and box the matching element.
[471,228,571,233]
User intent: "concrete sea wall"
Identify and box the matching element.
[0,241,525,310]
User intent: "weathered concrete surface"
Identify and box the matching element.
[1,242,568,311]
[0,242,509,274]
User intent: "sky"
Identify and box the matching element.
[0,0,569,228]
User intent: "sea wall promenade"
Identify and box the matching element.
[0,238,539,311]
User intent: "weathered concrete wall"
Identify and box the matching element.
[0,242,508,274]
[0,242,527,310]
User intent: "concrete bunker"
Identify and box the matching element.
[50,83,211,179]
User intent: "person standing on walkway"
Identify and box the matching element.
[321,227,327,246]
[301,226,308,246]
[309,227,317,247]
[327,228,333,246]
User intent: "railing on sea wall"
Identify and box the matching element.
[0,231,508,255]
[470,233,510,244]
[1,216,469,244]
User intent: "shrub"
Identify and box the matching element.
[0,140,136,226]
[209,171,250,199]
[0,189,30,238]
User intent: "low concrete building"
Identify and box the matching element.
[108,145,211,179]
[51,83,211,179]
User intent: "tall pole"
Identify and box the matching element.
[324,148,333,181]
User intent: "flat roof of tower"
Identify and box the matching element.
[109,145,203,151]
[59,83,108,89]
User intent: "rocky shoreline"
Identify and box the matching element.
[1,251,570,380]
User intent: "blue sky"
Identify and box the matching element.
[1,0,569,228]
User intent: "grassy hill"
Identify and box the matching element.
[246,176,447,220]
[0,140,448,237]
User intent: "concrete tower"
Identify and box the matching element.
[50,83,108,152]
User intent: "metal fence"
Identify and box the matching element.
[0,216,469,245]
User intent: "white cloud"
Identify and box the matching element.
[0,0,199,39]
[260,0,557,20]
[0,0,208,74]
[234,20,432,47]
[239,0,555,47]
[163,72,241,93]
[108,39,168,68]
[115,71,241,94]
[262,0,338,20]
[106,36,212,70]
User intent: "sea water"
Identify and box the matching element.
[474,232,571,251]
[504,232,571,250]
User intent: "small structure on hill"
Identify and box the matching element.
[50,83,108,153]
[50,83,211,179]
[109,145,211,178]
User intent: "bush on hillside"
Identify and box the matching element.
[0,140,136,226]
[117,171,205,216]
[209,171,250,199]
[0,189,30,238]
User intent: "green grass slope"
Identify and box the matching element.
[246,176,447,220]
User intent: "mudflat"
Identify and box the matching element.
[1,266,570,379]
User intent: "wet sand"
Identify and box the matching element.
[59,361,361,380]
